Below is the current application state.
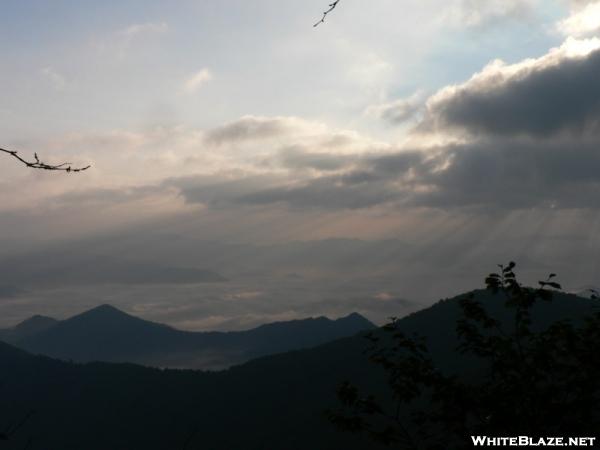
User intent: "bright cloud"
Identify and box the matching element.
[559,1,600,37]
[183,68,213,93]
[40,67,66,90]
[119,22,169,37]
[366,91,427,126]
[445,0,539,27]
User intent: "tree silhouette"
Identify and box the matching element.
[328,262,600,448]
[1,147,90,173]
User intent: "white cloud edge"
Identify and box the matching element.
[183,68,214,93]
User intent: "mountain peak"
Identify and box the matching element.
[88,304,126,314]
[344,312,366,320]
[337,312,375,328]
[0,314,60,345]
[80,304,136,319]
[14,314,59,335]
[67,304,145,327]
[16,314,57,327]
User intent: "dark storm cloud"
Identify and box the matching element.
[410,139,600,209]
[420,46,600,137]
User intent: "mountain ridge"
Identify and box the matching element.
[4,304,375,370]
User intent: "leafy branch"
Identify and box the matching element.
[0,147,90,173]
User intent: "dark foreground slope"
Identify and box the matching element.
[0,336,384,450]
[0,290,596,450]
[8,306,374,370]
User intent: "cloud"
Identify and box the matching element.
[218,135,600,212]
[175,37,600,213]
[171,174,285,208]
[119,22,169,38]
[40,67,66,90]
[168,148,417,211]
[445,0,538,28]
[99,21,168,58]
[276,146,359,172]
[559,1,600,37]
[12,33,600,221]
[0,251,226,287]
[0,116,382,227]
[35,47,600,215]
[183,68,213,93]
[418,38,600,138]
[204,116,317,145]
[238,175,398,210]
[366,91,426,126]
[406,139,600,210]
[0,285,24,300]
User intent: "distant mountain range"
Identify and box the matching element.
[0,305,375,370]
[0,289,596,450]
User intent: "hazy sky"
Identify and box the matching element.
[2,0,600,330]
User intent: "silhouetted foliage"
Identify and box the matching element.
[328,263,600,448]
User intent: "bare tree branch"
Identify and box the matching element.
[0,147,90,173]
[314,0,342,27]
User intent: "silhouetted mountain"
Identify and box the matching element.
[0,289,596,450]
[0,315,58,343]
[13,305,375,370]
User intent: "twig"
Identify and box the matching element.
[314,0,342,27]
[0,147,91,173]
[22,437,33,450]
[1,410,35,441]
[181,428,198,450]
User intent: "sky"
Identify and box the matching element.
[1,0,600,330]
